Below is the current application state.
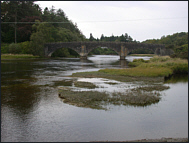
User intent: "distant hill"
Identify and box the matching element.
[142,32,188,59]
[142,32,188,46]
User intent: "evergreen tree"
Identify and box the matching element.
[89,33,95,41]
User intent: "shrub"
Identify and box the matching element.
[18,41,32,54]
[8,43,21,54]
[171,64,188,74]
[1,43,9,54]
[128,58,146,67]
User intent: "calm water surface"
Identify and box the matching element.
[1,55,188,142]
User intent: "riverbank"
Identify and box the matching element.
[1,54,41,60]
[129,54,155,57]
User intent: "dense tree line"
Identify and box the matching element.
[88,33,141,55]
[1,1,86,57]
[89,33,139,43]
[142,32,188,59]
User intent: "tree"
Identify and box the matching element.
[30,21,57,56]
[89,33,95,41]
[100,34,105,41]
[17,16,42,42]
[119,34,126,42]
[1,1,42,43]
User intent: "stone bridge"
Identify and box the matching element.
[44,42,173,60]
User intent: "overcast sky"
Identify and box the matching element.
[35,1,188,42]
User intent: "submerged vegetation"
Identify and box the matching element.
[58,85,162,110]
[74,81,98,89]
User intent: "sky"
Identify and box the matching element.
[35,1,188,42]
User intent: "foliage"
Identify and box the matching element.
[30,22,54,56]
[8,43,22,54]
[1,43,9,54]
[1,1,42,43]
[89,47,117,55]
[170,44,188,59]
[1,1,86,57]
[129,48,154,54]
[19,41,32,54]
[142,32,188,59]
[51,48,70,57]
[1,42,31,54]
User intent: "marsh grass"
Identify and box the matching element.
[58,88,109,109]
[100,56,188,77]
[131,85,170,92]
[58,86,161,110]
[140,56,188,74]
[129,54,155,57]
[111,91,160,106]
[99,67,172,77]
[74,81,98,89]
[1,54,40,59]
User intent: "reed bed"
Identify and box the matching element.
[58,87,161,110]
[1,54,40,59]
[100,56,188,77]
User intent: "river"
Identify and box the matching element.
[1,55,188,142]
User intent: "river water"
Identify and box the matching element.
[1,55,188,142]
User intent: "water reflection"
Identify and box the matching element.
[164,74,188,83]
[119,59,128,68]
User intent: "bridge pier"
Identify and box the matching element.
[80,56,87,59]
[79,45,88,59]
[120,45,127,60]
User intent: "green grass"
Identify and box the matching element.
[129,54,155,57]
[1,54,41,59]
[99,67,172,77]
[100,56,188,77]
[138,56,188,74]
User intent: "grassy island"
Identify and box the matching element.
[100,56,188,77]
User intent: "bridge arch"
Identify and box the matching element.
[87,46,120,55]
[50,47,80,57]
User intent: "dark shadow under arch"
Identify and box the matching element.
[88,46,119,56]
[51,47,79,57]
